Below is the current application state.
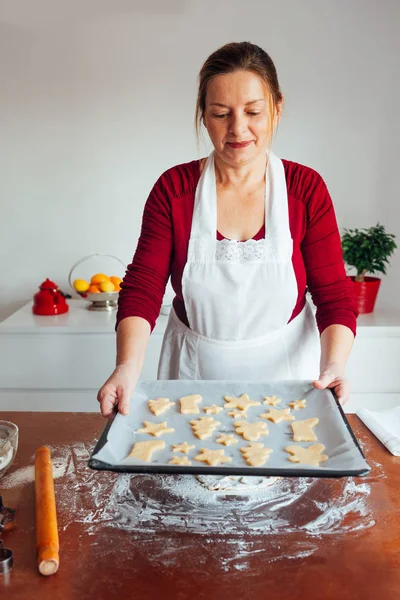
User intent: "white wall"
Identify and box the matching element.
[1,0,399,322]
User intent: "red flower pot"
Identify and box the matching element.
[351,276,381,314]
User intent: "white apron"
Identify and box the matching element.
[158,151,320,381]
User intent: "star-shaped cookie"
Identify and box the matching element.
[194,448,232,466]
[288,399,307,410]
[260,408,295,423]
[263,395,281,406]
[203,404,223,415]
[169,456,192,466]
[216,433,238,446]
[228,409,247,419]
[137,421,175,437]
[224,393,260,411]
[172,442,195,454]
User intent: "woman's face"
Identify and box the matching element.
[202,69,280,167]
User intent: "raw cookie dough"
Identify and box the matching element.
[137,421,175,437]
[148,398,175,416]
[128,440,165,462]
[194,448,232,466]
[216,433,238,446]
[172,442,195,454]
[291,418,319,442]
[224,394,260,411]
[190,417,221,440]
[234,420,268,441]
[228,409,247,419]
[285,444,328,466]
[240,443,273,467]
[260,408,295,423]
[203,405,223,415]
[263,395,281,406]
[180,394,202,414]
[289,399,307,410]
[169,456,192,466]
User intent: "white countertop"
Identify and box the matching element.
[0,299,169,335]
[0,299,399,336]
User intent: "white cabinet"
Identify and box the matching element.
[0,300,399,412]
[0,300,166,411]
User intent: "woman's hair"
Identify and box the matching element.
[195,41,283,147]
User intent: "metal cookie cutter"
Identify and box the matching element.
[0,540,13,574]
[0,496,16,574]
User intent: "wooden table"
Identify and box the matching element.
[0,413,399,600]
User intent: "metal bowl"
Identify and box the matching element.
[68,253,125,311]
[0,421,18,479]
[82,291,119,312]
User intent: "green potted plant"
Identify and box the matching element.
[341,223,397,313]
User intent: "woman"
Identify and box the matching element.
[97,41,358,417]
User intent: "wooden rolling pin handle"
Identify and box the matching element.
[35,446,60,576]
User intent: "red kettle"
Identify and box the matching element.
[32,279,69,316]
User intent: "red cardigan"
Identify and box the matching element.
[116,158,358,336]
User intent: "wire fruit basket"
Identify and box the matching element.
[68,253,126,311]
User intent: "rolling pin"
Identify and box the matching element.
[35,446,59,576]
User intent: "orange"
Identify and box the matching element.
[110,276,122,287]
[90,273,110,285]
[99,281,115,293]
[87,285,101,293]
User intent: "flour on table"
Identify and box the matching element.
[196,475,280,493]
[0,439,379,572]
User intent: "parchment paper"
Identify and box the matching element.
[90,379,370,477]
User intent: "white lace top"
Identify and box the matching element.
[187,236,285,263]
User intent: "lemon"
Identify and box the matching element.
[99,280,115,293]
[73,279,89,293]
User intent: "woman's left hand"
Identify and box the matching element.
[313,365,350,405]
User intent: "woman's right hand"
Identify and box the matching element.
[97,363,139,418]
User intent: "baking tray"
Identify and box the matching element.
[88,380,371,478]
